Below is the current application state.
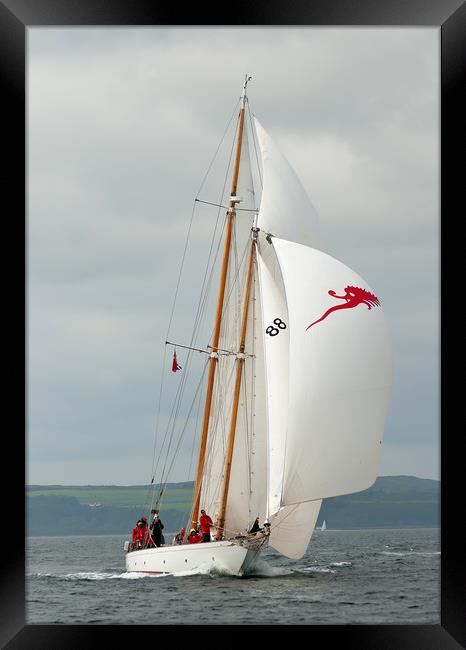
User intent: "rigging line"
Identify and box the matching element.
[152,215,228,488]
[241,357,252,500]
[186,369,226,529]
[157,358,209,505]
[249,269,258,514]
[201,353,237,512]
[144,343,168,513]
[188,117,239,338]
[160,353,208,484]
[200,215,250,354]
[156,212,229,497]
[191,216,226,350]
[186,117,238,353]
[147,190,199,499]
[166,96,239,349]
[150,213,226,504]
[153,338,200,490]
[248,103,263,191]
[166,340,253,357]
[177,367,206,533]
[160,219,228,460]
[150,336,199,498]
[195,98,240,200]
[196,361,229,516]
[187,362,205,482]
[165,199,197,341]
[211,232,251,348]
[152,107,239,507]
[195,198,259,213]
[165,341,212,355]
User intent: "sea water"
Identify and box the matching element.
[26,528,440,625]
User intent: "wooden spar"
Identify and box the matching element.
[189,99,246,533]
[215,237,256,540]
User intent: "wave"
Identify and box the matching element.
[32,571,162,580]
[380,551,441,557]
[299,566,336,574]
[172,562,239,578]
[243,557,294,578]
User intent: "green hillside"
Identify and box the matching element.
[26,476,439,536]
[27,483,193,511]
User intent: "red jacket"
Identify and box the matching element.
[132,526,142,542]
[140,523,150,546]
[188,532,202,544]
[199,514,213,534]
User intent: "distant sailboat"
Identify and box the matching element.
[124,76,392,576]
[321,520,327,531]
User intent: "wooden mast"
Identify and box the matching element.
[189,77,250,533]
[214,235,256,540]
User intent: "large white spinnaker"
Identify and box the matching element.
[273,238,392,504]
[254,117,392,557]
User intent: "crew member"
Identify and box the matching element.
[249,517,262,534]
[150,509,165,547]
[199,509,214,543]
[173,527,186,545]
[188,528,202,544]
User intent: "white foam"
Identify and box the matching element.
[245,557,293,577]
[300,566,336,574]
[172,561,238,578]
[34,571,161,580]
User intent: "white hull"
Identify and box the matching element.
[125,540,260,576]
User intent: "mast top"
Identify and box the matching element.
[241,74,252,106]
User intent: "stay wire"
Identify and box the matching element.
[157,357,209,505]
[166,96,240,341]
[248,103,263,192]
[149,105,240,507]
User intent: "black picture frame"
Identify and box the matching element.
[1,0,463,646]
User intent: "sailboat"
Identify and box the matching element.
[124,76,391,575]
[321,520,327,531]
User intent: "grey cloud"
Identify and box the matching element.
[27,27,439,484]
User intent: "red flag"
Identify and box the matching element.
[172,350,182,372]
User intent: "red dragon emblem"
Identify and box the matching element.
[306,286,380,331]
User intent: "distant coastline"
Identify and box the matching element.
[27,475,439,537]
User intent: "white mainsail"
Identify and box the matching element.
[199,118,268,537]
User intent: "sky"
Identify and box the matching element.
[27,27,439,485]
